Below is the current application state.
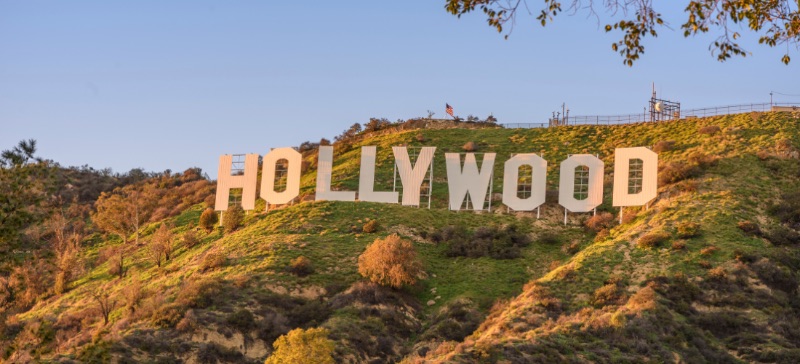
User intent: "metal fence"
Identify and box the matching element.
[502,102,800,129]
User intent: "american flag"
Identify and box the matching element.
[445,103,454,117]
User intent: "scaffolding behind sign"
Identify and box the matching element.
[392,147,434,208]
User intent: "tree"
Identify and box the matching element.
[108,246,127,279]
[444,0,800,65]
[149,224,173,267]
[93,185,156,279]
[92,185,156,244]
[265,327,335,364]
[363,118,391,132]
[199,208,218,232]
[334,123,363,142]
[0,139,48,254]
[92,290,115,326]
[153,224,174,261]
[0,139,40,168]
[149,242,163,269]
[357,234,424,289]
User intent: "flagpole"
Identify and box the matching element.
[446,103,456,120]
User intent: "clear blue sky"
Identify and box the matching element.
[1,1,797,178]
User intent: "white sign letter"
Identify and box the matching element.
[445,153,496,210]
[358,146,399,203]
[315,146,356,202]
[502,154,547,211]
[613,147,658,206]
[261,148,302,205]
[558,154,604,212]
[393,146,436,206]
[215,154,259,211]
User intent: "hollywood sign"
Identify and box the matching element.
[214,146,657,214]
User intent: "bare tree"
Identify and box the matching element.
[148,224,174,268]
[122,275,143,315]
[48,203,87,294]
[92,291,115,325]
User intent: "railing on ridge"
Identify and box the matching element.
[502,102,800,129]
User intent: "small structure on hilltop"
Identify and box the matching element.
[649,85,681,122]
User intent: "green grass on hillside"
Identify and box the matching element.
[8,111,800,363]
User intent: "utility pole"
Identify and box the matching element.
[770,91,773,107]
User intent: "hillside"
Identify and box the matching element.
[2,111,800,363]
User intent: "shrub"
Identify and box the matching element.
[199,208,218,232]
[555,263,576,280]
[687,151,717,168]
[420,298,483,342]
[329,281,400,308]
[659,162,699,185]
[637,232,669,249]
[265,327,335,364]
[362,220,379,233]
[223,204,244,233]
[357,234,423,289]
[707,267,728,281]
[765,225,800,246]
[610,311,627,328]
[182,230,199,249]
[123,277,143,314]
[429,225,469,244]
[196,342,245,364]
[695,311,751,338]
[752,259,798,293]
[257,310,290,344]
[462,141,477,152]
[769,191,800,227]
[737,220,761,235]
[226,309,256,334]
[626,286,656,312]
[565,241,581,255]
[672,240,687,250]
[585,212,615,232]
[594,229,610,242]
[176,309,197,332]
[151,303,184,328]
[537,232,561,245]
[288,300,332,328]
[676,222,700,238]
[177,278,223,309]
[200,249,227,272]
[698,125,721,135]
[288,256,314,277]
[445,225,532,259]
[415,133,425,142]
[733,249,759,264]
[591,283,621,307]
[621,208,638,224]
[652,140,675,153]
[676,180,699,193]
[203,194,216,209]
[700,246,719,256]
[698,260,712,268]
